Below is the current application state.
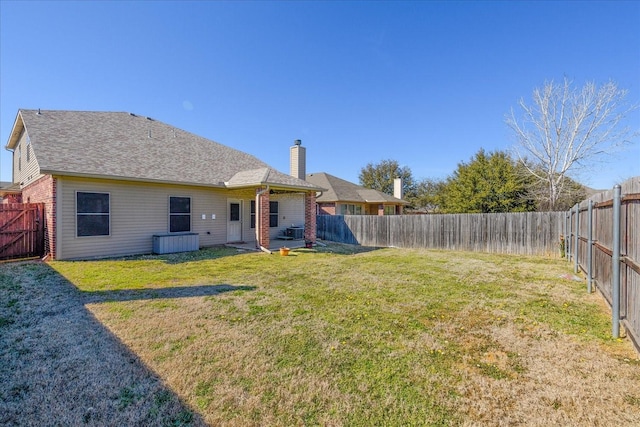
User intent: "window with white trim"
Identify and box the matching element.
[340,203,362,215]
[250,200,256,228]
[169,196,191,232]
[269,201,278,227]
[76,192,110,236]
[249,200,279,228]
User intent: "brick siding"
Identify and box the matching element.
[22,175,56,259]
[304,192,317,242]
[2,193,22,204]
[256,188,270,248]
[317,202,335,215]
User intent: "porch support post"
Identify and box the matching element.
[256,188,270,249]
[304,192,317,243]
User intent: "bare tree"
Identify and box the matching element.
[506,78,638,210]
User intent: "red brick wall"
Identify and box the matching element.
[2,193,22,204]
[317,202,335,215]
[256,188,270,248]
[304,192,316,242]
[22,175,56,259]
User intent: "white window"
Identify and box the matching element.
[169,196,191,232]
[250,200,278,228]
[340,204,362,215]
[269,201,279,227]
[76,192,110,236]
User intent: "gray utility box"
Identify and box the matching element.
[153,232,199,254]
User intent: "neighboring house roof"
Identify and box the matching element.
[306,172,408,204]
[6,109,322,192]
[0,181,21,196]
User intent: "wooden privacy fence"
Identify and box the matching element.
[0,203,45,261]
[317,211,565,257]
[566,177,640,352]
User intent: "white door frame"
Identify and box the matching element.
[227,199,242,242]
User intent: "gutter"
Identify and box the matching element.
[38,170,227,189]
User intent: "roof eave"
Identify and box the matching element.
[41,169,227,189]
[5,111,25,151]
[225,181,326,192]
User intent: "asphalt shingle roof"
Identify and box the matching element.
[12,109,322,191]
[305,172,408,204]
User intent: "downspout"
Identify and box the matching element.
[256,185,271,254]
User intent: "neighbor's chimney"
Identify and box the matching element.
[394,177,403,199]
[290,139,306,180]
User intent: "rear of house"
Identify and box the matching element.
[3,110,322,259]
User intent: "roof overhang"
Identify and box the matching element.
[0,182,22,196]
[41,170,227,189]
[5,111,25,151]
[224,181,326,193]
[41,170,326,192]
[317,197,409,204]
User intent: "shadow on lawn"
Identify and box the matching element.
[71,245,245,266]
[312,242,386,256]
[83,284,256,303]
[0,261,208,426]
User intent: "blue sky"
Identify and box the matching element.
[1,1,638,190]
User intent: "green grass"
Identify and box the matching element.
[37,244,640,425]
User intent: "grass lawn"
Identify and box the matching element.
[2,243,639,426]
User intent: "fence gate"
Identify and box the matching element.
[0,203,45,261]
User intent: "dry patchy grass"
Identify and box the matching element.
[1,244,639,426]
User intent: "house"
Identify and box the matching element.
[305,172,408,215]
[0,181,21,203]
[2,109,324,260]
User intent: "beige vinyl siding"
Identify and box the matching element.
[13,131,42,187]
[58,177,229,260]
[269,193,305,239]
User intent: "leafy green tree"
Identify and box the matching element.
[411,178,447,213]
[359,159,416,201]
[439,149,536,213]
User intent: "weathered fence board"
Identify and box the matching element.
[317,211,565,257]
[569,176,639,353]
[0,203,45,260]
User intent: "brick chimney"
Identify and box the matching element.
[290,139,306,180]
[394,177,403,199]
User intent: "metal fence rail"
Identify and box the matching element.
[567,177,640,352]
